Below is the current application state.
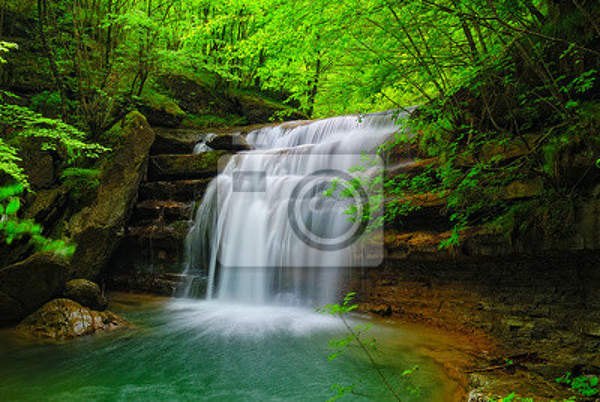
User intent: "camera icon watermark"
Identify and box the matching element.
[216,153,384,268]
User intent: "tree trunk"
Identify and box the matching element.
[37,0,68,119]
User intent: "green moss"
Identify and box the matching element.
[181,113,246,129]
[140,88,186,118]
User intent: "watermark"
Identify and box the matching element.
[216,153,384,268]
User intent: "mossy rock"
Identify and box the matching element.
[229,91,306,124]
[64,279,107,311]
[16,298,127,340]
[148,151,229,181]
[138,88,186,128]
[67,111,155,280]
[138,179,212,202]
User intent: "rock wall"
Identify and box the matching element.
[67,111,155,280]
[350,212,600,392]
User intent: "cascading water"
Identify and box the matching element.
[185,110,409,306]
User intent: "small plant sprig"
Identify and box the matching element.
[0,183,74,256]
[318,292,417,401]
[556,372,599,397]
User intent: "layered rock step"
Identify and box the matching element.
[131,200,194,226]
[110,126,256,295]
[148,151,230,181]
[151,127,251,154]
[111,271,205,297]
[139,179,212,203]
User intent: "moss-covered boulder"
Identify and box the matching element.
[64,279,107,311]
[67,112,155,280]
[145,74,307,128]
[230,91,306,124]
[148,151,229,181]
[138,88,187,128]
[0,252,69,326]
[15,298,127,340]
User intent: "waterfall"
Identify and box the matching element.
[185,110,409,306]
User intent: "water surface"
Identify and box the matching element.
[0,294,457,401]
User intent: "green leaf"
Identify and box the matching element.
[5,198,20,215]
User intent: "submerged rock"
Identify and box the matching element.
[16,298,127,340]
[64,279,108,311]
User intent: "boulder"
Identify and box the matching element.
[148,151,229,181]
[232,92,306,124]
[157,74,307,125]
[15,298,127,340]
[138,89,186,128]
[206,133,251,151]
[0,252,69,326]
[151,128,204,154]
[67,111,155,280]
[63,279,107,311]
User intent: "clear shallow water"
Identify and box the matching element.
[0,295,454,401]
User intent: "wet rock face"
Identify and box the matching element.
[64,279,108,311]
[352,252,600,383]
[15,298,127,340]
[138,179,211,203]
[206,134,251,151]
[0,252,69,326]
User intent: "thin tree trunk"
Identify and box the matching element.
[37,0,68,118]
[307,56,321,117]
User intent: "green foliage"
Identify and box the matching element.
[0,183,74,256]
[0,41,18,64]
[489,393,534,402]
[0,104,108,163]
[556,372,600,397]
[318,292,359,316]
[0,137,27,186]
[29,91,71,117]
[60,168,101,202]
